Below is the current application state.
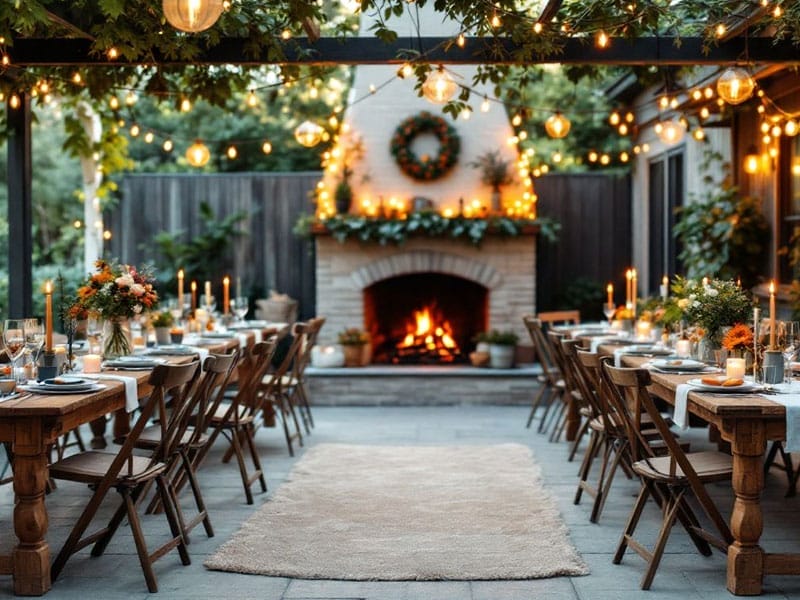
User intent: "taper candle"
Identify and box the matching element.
[660,275,668,300]
[204,280,212,307]
[625,269,632,308]
[44,280,53,352]
[191,281,197,313]
[770,280,776,349]
[223,276,230,315]
[606,283,613,309]
[177,269,184,310]
[631,269,638,319]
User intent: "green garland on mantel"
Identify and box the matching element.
[293,212,560,246]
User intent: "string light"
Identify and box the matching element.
[129,124,140,137]
[693,128,706,141]
[294,120,324,147]
[109,96,120,110]
[186,140,211,167]
[715,23,727,37]
[717,68,755,105]
[262,141,273,154]
[544,112,571,138]
[9,94,20,109]
[654,119,686,145]
[609,111,620,126]
[422,67,458,104]
[106,47,119,60]
[163,139,174,152]
[456,33,465,47]
[595,31,609,49]
[144,131,155,144]
[72,73,82,84]
[180,97,192,112]
[226,145,238,159]
[491,13,501,28]
[162,0,224,33]
[480,96,490,113]
[246,90,258,107]
[785,119,799,136]
[125,91,137,106]
[533,22,543,34]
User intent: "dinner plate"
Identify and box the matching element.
[200,331,234,339]
[104,357,163,369]
[40,376,91,389]
[228,320,269,329]
[24,383,106,395]
[686,378,762,393]
[623,345,673,356]
[145,346,197,356]
[651,358,706,371]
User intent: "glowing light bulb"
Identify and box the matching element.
[717,67,755,105]
[544,112,571,138]
[785,119,799,136]
[186,140,211,167]
[491,13,501,28]
[481,97,490,113]
[107,47,119,60]
[162,0,224,32]
[180,97,192,112]
[144,132,154,143]
[456,33,465,48]
[129,124,140,137]
[109,96,120,110]
[609,111,620,126]
[595,31,609,48]
[262,141,273,154]
[422,67,457,104]
[246,90,258,107]
[226,145,237,159]
[533,22,543,34]
[163,139,174,152]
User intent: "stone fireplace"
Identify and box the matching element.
[315,235,537,356]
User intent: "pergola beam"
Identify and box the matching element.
[7,36,800,66]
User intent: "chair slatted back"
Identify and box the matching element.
[538,310,581,326]
[190,351,239,442]
[232,338,279,420]
[151,361,204,466]
[576,349,620,434]
[561,339,601,417]
[522,316,560,385]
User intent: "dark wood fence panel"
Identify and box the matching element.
[535,173,632,318]
[109,172,319,319]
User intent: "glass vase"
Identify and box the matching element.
[102,317,133,359]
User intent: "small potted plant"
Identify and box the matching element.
[338,327,371,367]
[469,149,514,213]
[485,329,519,369]
[151,311,175,346]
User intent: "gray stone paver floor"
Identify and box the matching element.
[2,403,800,599]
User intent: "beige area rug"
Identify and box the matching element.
[205,443,588,580]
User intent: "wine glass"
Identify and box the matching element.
[231,297,249,322]
[24,318,44,376]
[86,314,103,353]
[602,303,616,325]
[3,319,26,383]
[781,321,799,383]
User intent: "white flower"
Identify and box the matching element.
[692,300,701,308]
[706,288,719,297]
[130,283,145,297]
[115,274,134,288]
[677,298,690,309]
[133,304,143,314]
[689,293,697,301]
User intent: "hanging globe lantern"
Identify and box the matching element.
[654,119,686,145]
[163,0,224,33]
[294,120,324,147]
[186,140,211,167]
[716,68,755,105]
[422,67,458,104]
[544,112,571,139]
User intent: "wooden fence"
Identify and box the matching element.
[109,172,320,319]
[535,173,632,318]
[109,171,631,322]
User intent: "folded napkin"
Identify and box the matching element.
[613,348,630,368]
[766,393,800,452]
[188,346,210,364]
[673,383,693,430]
[83,373,139,412]
[590,336,616,353]
[235,332,250,349]
[251,328,263,344]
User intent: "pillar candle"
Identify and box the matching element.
[726,358,746,379]
[177,269,184,310]
[769,280,776,349]
[223,276,230,315]
[606,283,613,309]
[45,280,53,352]
[83,354,102,374]
[660,275,668,300]
[205,280,212,307]
[625,269,632,308]
[191,281,197,313]
[676,339,692,358]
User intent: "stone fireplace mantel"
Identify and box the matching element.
[315,235,536,347]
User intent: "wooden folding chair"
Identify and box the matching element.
[602,361,733,590]
[280,317,326,433]
[49,361,201,593]
[545,330,577,443]
[198,340,277,504]
[522,315,558,428]
[139,351,239,539]
[538,309,581,327]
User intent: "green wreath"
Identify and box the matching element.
[390,111,460,181]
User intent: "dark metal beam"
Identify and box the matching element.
[537,0,564,25]
[7,93,33,319]
[7,36,800,66]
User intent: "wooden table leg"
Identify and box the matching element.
[727,419,766,596]
[12,420,51,596]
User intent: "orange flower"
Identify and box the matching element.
[723,323,754,351]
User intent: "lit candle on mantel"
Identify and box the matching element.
[606,283,614,309]
[660,275,669,300]
[223,276,230,315]
[769,280,777,349]
[191,281,197,313]
[205,280,212,307]
[44,280,53,352]
[177,269,184,311]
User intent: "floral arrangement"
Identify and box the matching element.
[74,260,159,319]
[671,276,752,343]
[639,297,684,329]
[722,323,754,352]
[390,111,460,181]
[613,306,634,320]
[338,327,370,346]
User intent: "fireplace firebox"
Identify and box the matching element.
[364,273,488,364]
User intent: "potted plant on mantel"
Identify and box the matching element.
[338,327,371,367]
[485,330,519,369]
[469,150,515,213]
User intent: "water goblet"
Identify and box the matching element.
[3,319,26,383]
[24,318,44,379]
[781,321,799,383]
[232,297,249,322]
[86,314,103,354]
[602,304,615,325]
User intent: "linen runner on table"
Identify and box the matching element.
[83,373,139,412]
[767,394,800,452]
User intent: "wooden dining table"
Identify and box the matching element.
[0,324,283,596]
[605,346,795,596]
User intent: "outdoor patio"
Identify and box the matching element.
[3,402,799,600]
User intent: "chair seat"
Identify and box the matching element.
[50,451,165,485]
[280,374,298,387]
[633,451,732,483]
[208,403,255,426]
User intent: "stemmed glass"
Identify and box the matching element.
[781,321,799,383]
[24,318,44,379]
[86,314,103,354]
[3,319,26,383]
[602,303,616,325]
[231,297,249,322]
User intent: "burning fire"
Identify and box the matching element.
[396,306,459,361]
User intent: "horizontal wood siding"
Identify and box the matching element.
[536,173,632,317]
[108,172,320,319]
